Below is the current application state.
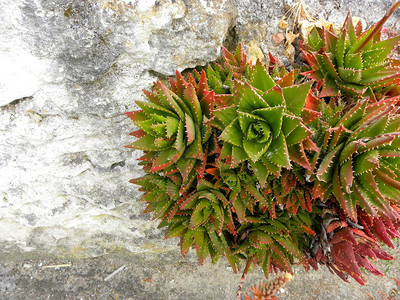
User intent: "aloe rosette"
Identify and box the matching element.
[310,206,400,285]
[301,2,400,98]
[125,46,253,179]
[263,168,314,217]
[167,182,236,266]
[230,208,315,275]
[125,69,219,185]
[132,173,236,265]
[131,174,178,220]
[178,178,234,236]
[210,60,319,185]
[313,99,400,222]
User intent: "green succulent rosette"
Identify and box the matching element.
[132,174,181,220]
[313,99,400,221]
[230,208,314,275]
[301,5,400,98]
[210,60,314,185]
[125,69,218,183]
[132,173,235,265]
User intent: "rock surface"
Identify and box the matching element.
[0,0,399,299]
[0,0,237,257]
[0,247,399,299]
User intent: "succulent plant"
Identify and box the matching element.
[132,173,235,265]
[244,273,293,300]
[126,4,400,294]
[209,60,320,186]
[312,99,400,222]
[263,168,314,216]
[301,2,400,98]
[125,72,210,177]
[309,206,400,285]
[232,207,314,271]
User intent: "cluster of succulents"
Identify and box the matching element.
[301,4,400,99]
[126,1,400,297]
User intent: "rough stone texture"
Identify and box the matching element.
[0,247,400,299]
[234,0,399,64]
[1,0,400,299]
[0,0,236,257]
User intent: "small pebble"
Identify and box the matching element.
[272,33,285,44]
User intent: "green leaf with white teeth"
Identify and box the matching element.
[302,7,400,98]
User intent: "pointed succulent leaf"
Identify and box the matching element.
[285,124,312,146]
[282,81,313,116]
[184,83,202,125]
[250,60,275,92]
[213,106,238,127]
[249,230,274,244]
[229,145,246,167]
[323,27,338,53]
[165,224,187,239]
[317,144,342,181]
[166,116,180,138]
[338,67,362,83]
[233,197,246,222]
[264,132,290,168]
[136,100,176,118]
[252,107,284,138]
[272,235,304,261]
[243,139,271,162]
[185,114,196,145]
[250,160,270,187]
[261,85,285,107]
[353,150,379,175]
[237,81,270,112]
[316,53,341,80]
[220,118,243,147]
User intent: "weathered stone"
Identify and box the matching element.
[0,247,399,299]
[0,0,236,257]
[233,0,399,63]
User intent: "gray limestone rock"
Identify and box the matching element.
[0,0,236,257]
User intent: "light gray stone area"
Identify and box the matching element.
[0,0,237,257]
[1,0,400,299]
[234,0,398,64]
[0,247,399,299]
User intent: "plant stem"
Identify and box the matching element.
[236,255,256,300]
